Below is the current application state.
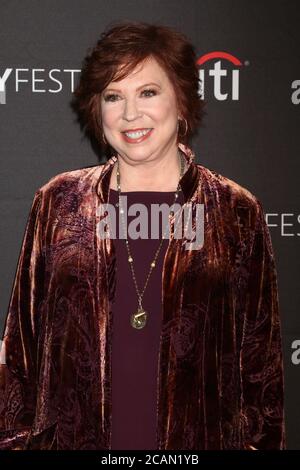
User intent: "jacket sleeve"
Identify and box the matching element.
[0,189,45,450]
[239,198,286,450]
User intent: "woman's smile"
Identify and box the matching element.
[121,128,154,143]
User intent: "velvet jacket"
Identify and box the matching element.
[0,143,285,450]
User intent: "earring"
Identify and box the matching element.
[178,117,188,137]
[102,131,107,145]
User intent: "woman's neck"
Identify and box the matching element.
[109,149,187,192]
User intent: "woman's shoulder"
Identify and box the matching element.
[196,162,261,211]
[35,163,105,197]
[195,163,267,234]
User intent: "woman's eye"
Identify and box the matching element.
[142,88,157,97]
[103,88,157,102]
[104,93,118,102]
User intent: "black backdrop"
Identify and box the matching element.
[0,0,299,449]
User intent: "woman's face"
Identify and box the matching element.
[100,57,180,163]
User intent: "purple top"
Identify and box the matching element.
[108,188,184,450]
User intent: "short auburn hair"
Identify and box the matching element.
[73,20,206,153]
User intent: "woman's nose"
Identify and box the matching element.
[123,98,142,121]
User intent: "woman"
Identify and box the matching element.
[0,21,285,450]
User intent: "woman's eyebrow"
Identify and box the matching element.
[104,82,161,93]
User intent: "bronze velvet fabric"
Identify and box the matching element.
[0,143,285,450]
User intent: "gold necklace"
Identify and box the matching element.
[116,150,185,329]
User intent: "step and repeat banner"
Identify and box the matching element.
[0,0,299,450]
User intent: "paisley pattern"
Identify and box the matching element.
[0,143,285,449]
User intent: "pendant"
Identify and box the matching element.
[130,307,148,329]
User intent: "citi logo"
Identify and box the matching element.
[197,51,244,101]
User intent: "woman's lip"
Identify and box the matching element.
[122,128,153,133]
[121,128,153,143]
